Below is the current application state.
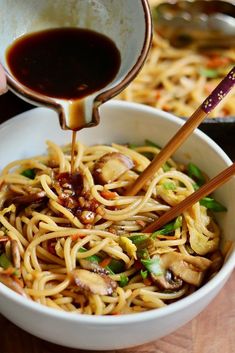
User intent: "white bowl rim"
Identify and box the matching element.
[0,100,234,325]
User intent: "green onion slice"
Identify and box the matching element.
[200,197,227,212]
[151,216,182,238]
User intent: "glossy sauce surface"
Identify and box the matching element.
[6,27,121,100]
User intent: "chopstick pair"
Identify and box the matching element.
[126,66,235,232]
[144,163,235,233]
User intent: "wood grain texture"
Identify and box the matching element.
[0,272,234,353]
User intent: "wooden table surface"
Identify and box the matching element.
[0,92,234,353]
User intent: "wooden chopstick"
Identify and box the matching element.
[144,163,235,233]
[125,107,205,196]
[125,66,235,196]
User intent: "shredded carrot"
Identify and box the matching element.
[162,105,170,112]
[71,233,86,241]
[206,56,231,69]
[99,257,112,268]
[100,190,118,200]
[0,236,9,243]
[155,89,162,99]
[2,267,16,276]
[143,277,152,286]
[14,276,24,287]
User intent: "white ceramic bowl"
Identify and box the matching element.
[0,101,234,350]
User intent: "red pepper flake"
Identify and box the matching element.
[99,257,112,268]
[155,89,162,99]
[71,233,86,241]
[206,56,231,69]
[143,277,153,286]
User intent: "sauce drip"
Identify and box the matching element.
[6,28,121,173]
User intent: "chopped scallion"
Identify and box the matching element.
[145,139,161,149]
[0,253,12,269]
[21,168,36,179]
[106,259,125,274]
[162,163,171,172]
[119,274,129,287]
[200,68,219,78]
[151,216,182,238]
[163,181,176,190]
[78,247,101,263]
[141,258,163,276]
[129,234,148,245]
[200,197,227,212]
[140,269,148,280]
[188,163,206,186]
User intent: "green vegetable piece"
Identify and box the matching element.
[140,269,148,280]
[119,274,129,287]
[129,143,139,150]
[0,253,12,269]
[142,152,154,160]
[188,163,206,186]
[151,216,182,238]
[137,248,150,260]
[145,139,161,149]
[78,247,101,263]
[21,169,36,179]
[141,258,163,276]
[106,259,125,274]
[200,197,227,212]
[200,68,219,78]
[129,234,148,245]
[163,182,176,190]
[193,183,200,191]
[162,163,171,172]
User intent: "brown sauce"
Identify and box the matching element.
[6,27,121,101]
[6,28,121,173]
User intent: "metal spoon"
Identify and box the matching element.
[153,0,235,48]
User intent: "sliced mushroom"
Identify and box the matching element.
[0,273,27,297]
[149,252,212,287]
[160,252,212,287]
[93,152,134,184]
[79,259,109,275]
[208,250,223,275]
[5,191,47,206]
[151,269,183,290]
[11,240,21,269]
[71,269,117,295]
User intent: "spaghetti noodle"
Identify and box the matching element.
[117,0,235,118]
[0,139,224,315]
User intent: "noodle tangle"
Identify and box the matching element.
[0,140,224,315]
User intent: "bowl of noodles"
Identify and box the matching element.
[0,100,234,350]
[117,0,235,120]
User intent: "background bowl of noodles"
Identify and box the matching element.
[0,100,234,350]
[117,0,235,159]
